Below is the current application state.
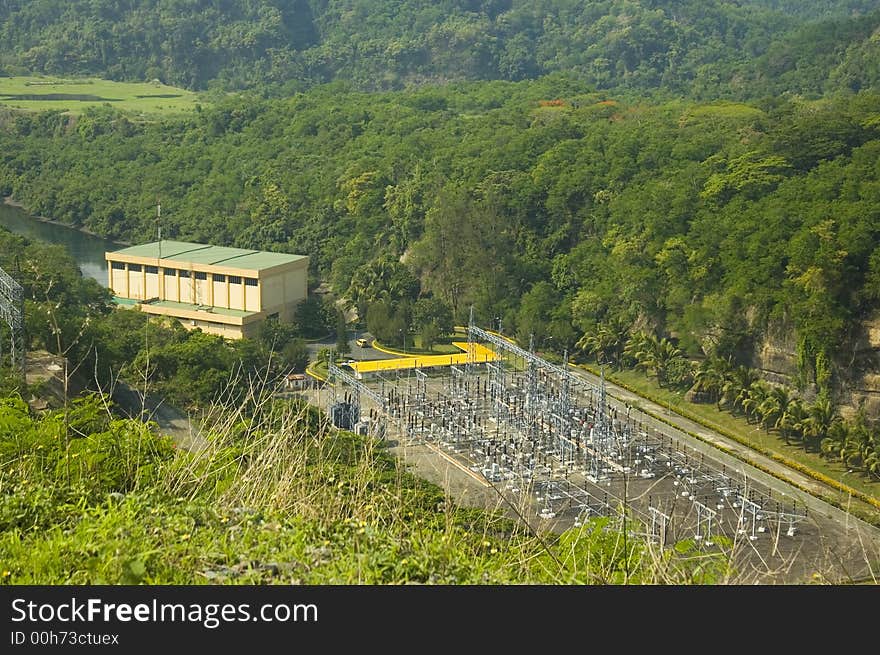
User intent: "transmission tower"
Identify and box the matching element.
[0,265,25,383]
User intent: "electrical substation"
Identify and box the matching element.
[322,313,880,583]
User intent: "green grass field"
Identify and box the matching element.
[0,76,201,114]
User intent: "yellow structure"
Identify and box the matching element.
[105,240,308,339]
[348,342,498,378]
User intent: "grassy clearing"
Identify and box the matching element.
[0,76,201,115]
[374,336,463,356]
[596,366,880,518]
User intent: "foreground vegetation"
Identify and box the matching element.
[0,389,734,585]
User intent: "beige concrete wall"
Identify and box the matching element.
[128,266,145,300]
[262,274,284,309]
[174,318,244,339]
[212,277,228,308]
[229,279,244,310]
[145,271,159,299]
[194,276,211,306]
[286,269,307,303]
[179,274,193,304]
[177,318,260,340]
[164,270,180,302]
[282,268,307,321]
[245,279,260,312]
[111,266,127,296]
[256,267,307,322]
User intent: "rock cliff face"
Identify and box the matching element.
[845,313,880,420]
[751,314,880,420]
[752,321,801,388]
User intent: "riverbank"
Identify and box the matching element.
[2,196,130,245]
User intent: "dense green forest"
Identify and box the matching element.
[1,1,878,97]
[2,80,878,399]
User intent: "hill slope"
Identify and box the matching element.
[0,1,877,96]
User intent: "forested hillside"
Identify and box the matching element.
[2,78,878,402]
[1,1,878,96]
[0,3,878,415]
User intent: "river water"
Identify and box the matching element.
[0,202,122,285]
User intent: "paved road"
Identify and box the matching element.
[110,379,207,452]
[305,329,389,364]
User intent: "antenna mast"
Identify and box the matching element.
[156,199,162,300]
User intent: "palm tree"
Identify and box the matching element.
[758,385,793,435]
[576,317,630,368]
[623,331,652,368]
[628,333,684,387]
[741,381,770,424]
[801,397,841,452]
[692,357,731,404]
[820,420,849,462]
[841,428,868,469]
[838,409,879,478]
[776,397,805,446]
[720,365,759,413]
[864,436,880,480]
[654,338,685,387]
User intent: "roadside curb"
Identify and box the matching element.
[305,363,328,382]
[370,340,415,357]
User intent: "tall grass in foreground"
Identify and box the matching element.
[2,367,876,584]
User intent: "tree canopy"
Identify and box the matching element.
[0,1,877,97]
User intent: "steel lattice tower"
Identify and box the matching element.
[0,266,25,383]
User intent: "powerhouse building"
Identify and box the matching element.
[105,240,308,339]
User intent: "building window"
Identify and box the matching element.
[229,275,242,284]
[111,261,125,270]
[244,277,258,287]
[163,268,177,276]
[129,264,142,273]
[194,271,207,280]
[145,265,158,274]
[179,270,191,278]
[213,274,226,282]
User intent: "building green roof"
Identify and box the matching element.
[112,296,258,318]
[111,296,140,306]
[146,299,257,318]
[107,240,307,272]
